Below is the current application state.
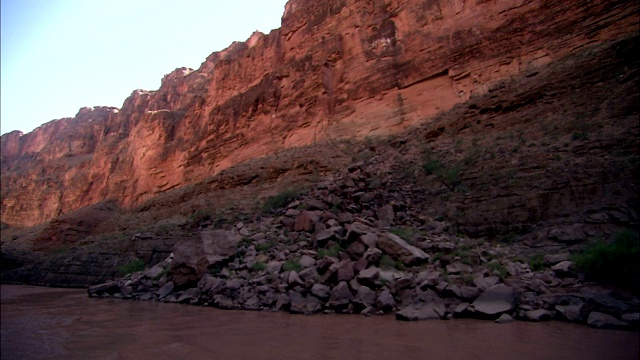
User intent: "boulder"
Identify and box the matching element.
[495,314,516,324]
[197,274,225,295]
[346,222,377,244]
[213,294,240,310]
[377,232,429,266]
[310,283,331,299]
[417,270,442,289]
[288,271,304,287]
[450,285,480,301]
[171,230,239,286]
[328,281,353,308]
[266,261,283,274]
[473,276,499,291]
[543,253,570,266]
[621,313,640,327]
[144,264,166,280]
[376,205,394,228]
[555,303,584,322]
[396,301,446,321]
[177,288,201,304]
[363,248,382,264]
[299,255,316,268]
[357,267,380,287]
[87,281,121,297]
[470,284,517,319]
[550,260,575,277]
[376,289,396,312]
[353,286,377,309]
[315,229,335,246]
[525,309,553,322]
[453,302,470,317]
[336,260,355,282]
[446,263,473,274]
[289,291,323,314]
[587,312,629,330]
[157,281,175,299]
[360,233,379,248]
[294,211,320,232]
[346,241,366,259]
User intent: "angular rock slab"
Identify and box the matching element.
[171,230,239,286]
[587,312,629,330]
[396,301,446,321]
[470,284,517,319]
[377,232,429,266]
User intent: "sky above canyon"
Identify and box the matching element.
[0,0,288,135]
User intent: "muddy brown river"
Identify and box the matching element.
[1,285,638,359]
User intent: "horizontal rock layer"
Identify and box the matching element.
[2,0,638,226]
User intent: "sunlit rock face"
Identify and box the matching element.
[1,0,637,227]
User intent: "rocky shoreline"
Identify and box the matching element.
[88,189,640,331]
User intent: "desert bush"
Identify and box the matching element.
[487,261,508,279]
[261,189,299,213]
[528,254,545,272]
[255,242,273,252]
[390,226,419,244]
[318,244,341,258]
[283,259,302,272]
[572,230,639,288]
[117,259,145,275]
[250,261,266,272]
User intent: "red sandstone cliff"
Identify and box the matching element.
[1,0,638,227]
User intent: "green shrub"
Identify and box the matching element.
[283,260,302,272]
[250,261,266,272]
[528,254,545,272]
[117,259,145,275]
[390,227,418,244]
[487,261,508,279]
[431,252,444,263]
[379,254,404,270]
[318,245,341,258]
[422,151,442,175]
[153,269,168,281]
[572,230,639,288]
[255,243,273,252]
[261,189,299,213]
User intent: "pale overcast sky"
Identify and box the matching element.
[0,0,288,135]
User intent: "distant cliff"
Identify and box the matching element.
[2,0,638,227]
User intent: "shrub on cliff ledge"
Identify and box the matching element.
[261,189,299,213]
[572,230,639,289]
[117,259,145,275]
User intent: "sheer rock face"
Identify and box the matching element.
[1,0,637,226]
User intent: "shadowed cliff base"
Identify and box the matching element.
[2,35,638,329]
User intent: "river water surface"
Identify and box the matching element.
[1,285,638,360]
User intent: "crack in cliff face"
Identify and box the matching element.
[1,0,639,227]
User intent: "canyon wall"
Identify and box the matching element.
[1,0,638,227]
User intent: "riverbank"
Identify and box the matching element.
[87,210,640,330]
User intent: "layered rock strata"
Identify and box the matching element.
[2,0,638,226]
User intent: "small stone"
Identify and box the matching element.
[495,314,515,324]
